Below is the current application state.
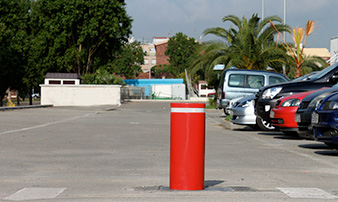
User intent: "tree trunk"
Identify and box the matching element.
[86,55,92,74]
[296,64,302,78]
[29,88,33,105]
[0,94,3,107]
[77,44,82,74]
[16,90,20,106]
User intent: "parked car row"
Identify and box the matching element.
[226,61,338,148]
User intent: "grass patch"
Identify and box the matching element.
[225,115,232,121]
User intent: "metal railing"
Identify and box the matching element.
[120,86,151,100]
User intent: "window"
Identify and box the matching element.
[247,75,264,89]
[269,76,286,85]
[49,80,61,84]
[151,59,156,65]
[201,84,207,89]
[229,74,245,87]
[144,59,149,65]
[63,80,75,85]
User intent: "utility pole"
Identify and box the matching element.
[262,0,265,19]
[283,0,287,75]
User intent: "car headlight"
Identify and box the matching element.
[238,99,254,107]
[308,92,331,109]
[262,87,282,99]
[326,101,338,110]
[281,99,300,107]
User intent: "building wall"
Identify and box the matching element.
[140,44,156,73]
[40,85,121,106]
[155,41,170,66]
[331,36,338,64]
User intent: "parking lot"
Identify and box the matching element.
[1,101,338,201]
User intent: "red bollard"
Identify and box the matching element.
[170,103,206,190]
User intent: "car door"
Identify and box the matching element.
[245,74,265,95]
[226,73,247,100]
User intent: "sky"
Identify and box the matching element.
[125,0,338,51]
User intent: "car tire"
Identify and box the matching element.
[256,117,275,131]
[223,108,229,115]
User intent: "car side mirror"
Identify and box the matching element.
[330,74,338,84]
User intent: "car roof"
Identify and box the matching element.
[223,69,289,79]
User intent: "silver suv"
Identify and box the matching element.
[217,69,289,114]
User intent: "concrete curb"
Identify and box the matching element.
[122,99,209,103]
[0,105,53,111]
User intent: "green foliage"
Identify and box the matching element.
[0,0,30,105]
[109,41,145,79]
[285,55,327,79]
[162,32,199,78]
[81,69,124,85]
[190,14,291,83]
[29,0,133,75]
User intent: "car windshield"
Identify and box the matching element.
[292,71,318,81]
[308,62,338,80]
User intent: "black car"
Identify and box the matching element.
[255,62,338,129]
[295,87,338,139]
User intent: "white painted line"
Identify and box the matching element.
[0,114,90,136]
[4,187,67,201]
[171,108,205,113]
[277,187,338,199]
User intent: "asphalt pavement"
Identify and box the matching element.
[1,101,338,201]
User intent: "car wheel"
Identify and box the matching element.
[256,117,275,131]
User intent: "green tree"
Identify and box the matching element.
[81,68,124,85]
[0,0,30,106]
[190,14,290,82]
[163,32,199,77]
[109,41,144,79]
[29,0,133,75]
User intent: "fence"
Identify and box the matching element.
[120,86,151,100]
[121,84,186,101]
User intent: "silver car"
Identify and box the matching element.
[229,94,275,131]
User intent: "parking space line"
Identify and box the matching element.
[277,187,338,199]
[0,114,90,136]
[3,187,67,201]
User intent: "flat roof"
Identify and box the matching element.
[45,73,81,79]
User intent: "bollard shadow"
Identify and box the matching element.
[204,180,225,187]
[315,150,338,156]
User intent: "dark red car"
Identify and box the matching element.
[270,89,326,134]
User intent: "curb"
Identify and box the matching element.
[0,105,53,111]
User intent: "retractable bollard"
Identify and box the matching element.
[170,103,205,190]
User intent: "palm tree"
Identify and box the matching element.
[190,14,290,81]
[270,20,328,78]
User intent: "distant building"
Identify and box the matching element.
[303,48,330,61]
[137,37,171,79]
[154,40,170,67]
[331,36,338,64]
[152,37,170,44]
[140,44,156,74]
